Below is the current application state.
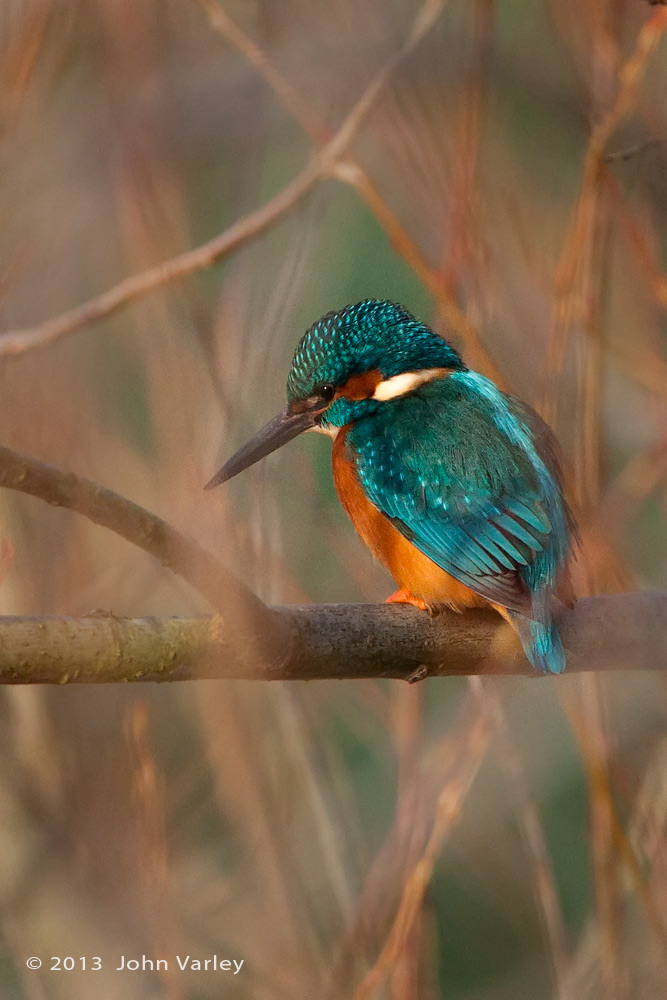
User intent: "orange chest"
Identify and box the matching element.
[330,429,485,610]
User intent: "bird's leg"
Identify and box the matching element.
[385,588,430,612]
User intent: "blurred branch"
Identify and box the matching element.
[0,593,665,683]
[192,0,330,143]
[0,155,329,358]
[470,677,571,997]
[563,8,667,284]
[606,168,667,314]
[332,162,505,384]
[193,0,505,383]
[198,0,667,401]
[545,6,667,420]
[352,710,492,1000]
[0,0,445,360]
[0,444,290,671]
[609,343,667,401]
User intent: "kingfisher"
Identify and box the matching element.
[205,300,577,674]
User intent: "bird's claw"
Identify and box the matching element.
[385,588,430,612]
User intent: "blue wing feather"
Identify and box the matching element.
[346,372,574,632]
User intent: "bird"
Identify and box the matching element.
[205,300,577,674]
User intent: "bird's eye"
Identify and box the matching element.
[318,384,335,403]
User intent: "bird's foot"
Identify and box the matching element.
[385,588,430,612]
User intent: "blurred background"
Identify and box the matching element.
[0,0,666,997]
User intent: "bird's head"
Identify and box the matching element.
[205,299,466,489]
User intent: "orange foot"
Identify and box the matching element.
[385,588,429,612]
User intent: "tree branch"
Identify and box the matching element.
[1,446,663,683]
[544,6,667,420]
[193,0,505,385]
[0,444,291,671]
[0,0,445,360]
[0,593,664,683]
[0,156,330,358]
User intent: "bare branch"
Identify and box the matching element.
[353,709,492,1000]
[545,6,667,420]
[1,446,664,682]
[0,593,664,683]
[0,444,290,671]
[0,0,446,359]
[194,0,505,384]
[0,158,329,358]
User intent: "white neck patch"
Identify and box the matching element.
[372,368,450,402]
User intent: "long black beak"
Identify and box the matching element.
[204,405,317,490]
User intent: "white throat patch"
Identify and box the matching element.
[372,368,449,401]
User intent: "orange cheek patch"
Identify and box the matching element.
[337,369,382,401]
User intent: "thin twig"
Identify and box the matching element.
[606,168,667,313]
[544,7,667,422]
[334,162,505,384]
[0,0,446,360]
[193,0,506,384]
[470,678,572,999]
[192,0,330,142]
[352,713,492,1000]
[0,157,325,358]
[325,689,476,998]
[571,676,625,1000]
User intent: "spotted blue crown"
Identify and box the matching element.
[287,300,466,403]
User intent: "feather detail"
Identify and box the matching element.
[332,429,486,609]
[334,374,576,671]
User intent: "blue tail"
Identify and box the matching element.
[507,611,566,675]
